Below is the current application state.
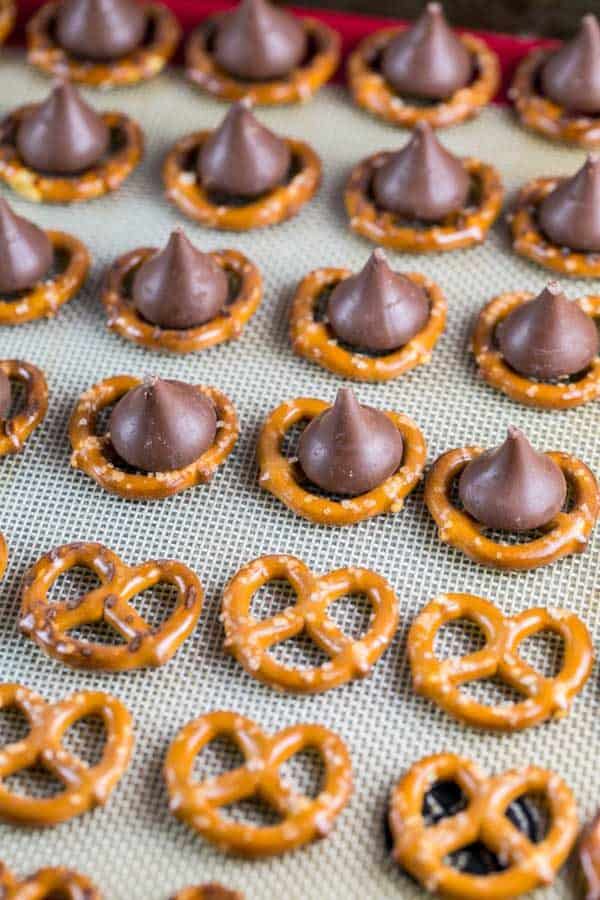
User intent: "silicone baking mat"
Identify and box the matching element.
[0,50,598,900]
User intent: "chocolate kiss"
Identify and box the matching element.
[381,2,472,100]
[109,377,217,473]
[16,80,109,175]
[327,249,430,352]
[298,387,403,496]
[198,100,291,199]
[541,14,600,115]
[132,229,229,330]
[0,372,11,420]
[497,281,599,380]
[538,154,600,253]
[458,426,566,531]
[0,198,53,293]
[56,0,146,62]
[214,0,307,81]
[372,121,470,221]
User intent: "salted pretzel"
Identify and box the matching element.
[511,177,600,277]
[473,290,600,409]
[0,864,101,899]
[0,0,15,44]
[0,360,48,457]
[345,153,503,252]
[222,555,398,693]
[0,682,133,826]
[290,268,446,381]
[171,886,242,900]
[425,446,600,570]
[69,375,238,500]
[389,752,578,899]
[0,107,143,204]
[257,397,426,526]
[164,710,352,857]
[185,16,340,106]
[27,1,181,88]
[348,29,499,129]
[510,48,600,148]
[102,246,262,353]
[19,541,203,671]
[581,811,600,900]
[409,593,593,731]
[163,131,321,230]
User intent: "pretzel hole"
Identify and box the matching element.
[61,714,108,768]
[127,581,180,631]
[2,378,26,419]
[433,618,486,659]
[461,674,525,707]
[505,792,549,843]
[279,747,325,799]
[0,702,30,745]
[3,761,64,798]
[327,592,374,640]
[517,629,565,679]
[250,578,299,620]
[46,565,102,606]
[68,619,127,645]
[270,631,331,670]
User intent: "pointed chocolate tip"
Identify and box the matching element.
[587,152,600,166]
[415,120,433,136]
[545,280,563,296]
[506,424,523,441]
[372,247,388,263]
[426,2,442,14]
[582,13,599,31]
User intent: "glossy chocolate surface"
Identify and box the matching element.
[0,198,53,293]
[56,0,146,62]
[541,14,600,115]
[538,155,600,253]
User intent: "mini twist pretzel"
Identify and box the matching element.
[425,446,600,570]
[510,48,600,148]
[0,360,48,456]
[348,29,500,129]
[345,153,503,253]
[222,555,398,693]
[171,886,242,900]
[389,753,578,899]
[257,397,427,526]
[19,541,203,671]
[163,131,321,230]
[0,108,143,204]
[69,375,238,500]
[511,177,600,277]
[0,0,15,44]
[102,246,262,353]
[185,16,340,106]
[290,267,447,381]
[27,1,181,89]
[164,710,352,857]
[0,865,101,899]
[0,683,133,826]
[472,290,600,409]
[409,593,593,731]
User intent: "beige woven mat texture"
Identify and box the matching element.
[0,50,598,900]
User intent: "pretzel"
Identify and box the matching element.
[102,246,262,353]
[0,360,48,457]
[0,0,15,44]
[510,48,600,148]
[222,555,398,693]
[472,290,600,409]
[0,682,133,826]
[581,811,600,900]
[409,593,593,731]
[425,445,600,570]
[19,541,203,671]
[69,375,238,500]
[164,710,352,857]
[389,752,578,899]
[345,153,503,252]
[27,0,180,88]
[163,131,321,230]
[171,886,242,900]
[0,864,101,899]
[348,29,500,129]
[511,177,600,277]
[185,16,340,106]
[0,107,143,204]
[257,397,427,526]
[290,267,446,381]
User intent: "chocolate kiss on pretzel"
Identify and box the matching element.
[214,0,307,81]
[56,0,146,62]
[0,198,52,293]
[381,2,472,100]
[372,122,470,222]
[538,155,600,253]
[541,14,600,115]
[327,249,430,352]
[458,426,566,531]
[298,387,403,496]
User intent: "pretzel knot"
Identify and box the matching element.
[19,541,203,671]
[0,683,133,826]
[409,593,593,731]
[222,555,399,693]
[164,710,353,857]
[390,753,578,899]
[0,864,101,899]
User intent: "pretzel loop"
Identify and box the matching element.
[164,710,352,857]
[425,446,600,570]
[19,541,203,671]
[390,753,578,899]
[0,865,101,899]
[222,554,399,692]
[409,593,593,730]
[0,683,133,826]
[0,0,15,44]
[0,360,48,457]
